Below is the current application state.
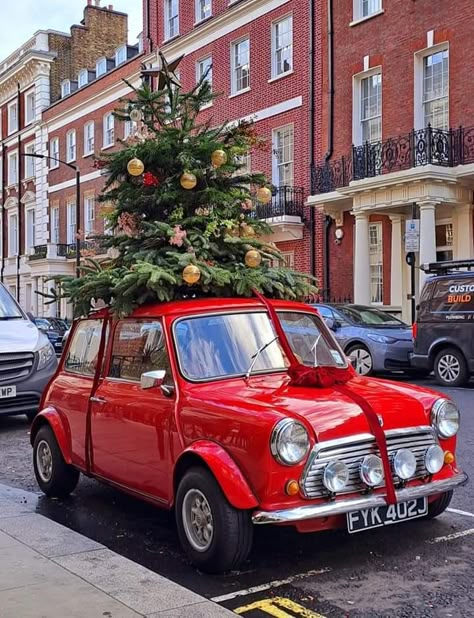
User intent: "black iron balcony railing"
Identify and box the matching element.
[313,124,474,194]
[253,185,305,220]
[29,245,47,260]
[64,240,108,258]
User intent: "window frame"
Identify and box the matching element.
[66,129,76,163]
[51,206,60,244]
[8,212,18,257]
[64,319,104,377]
[7,150,18,186]
[414,43,449,131]
[84,195,95,237]
[103,112,115,149]
[78,69,89,88]
[115,45,127,65]
[352,0,383,23]
[49,137,60,169]
[352,67,382,146]
[195,0,212,23]
[7,100,18,134]
[84,121,95,156]
[25,207,36,252]
[231,37,250,96]
[272,124,294,188]
[369,221,383,305]
[67,201,77,244]
[271,14,293,80]
[24,142,36,179]
[61,80,71,98]
[164,0,180,41]
[96,57,107,77]
[25,89,35,125]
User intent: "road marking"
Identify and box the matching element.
[234,597,326,617]
[428,528,474,543]
[447,507,474,519]
[211,568,331,603]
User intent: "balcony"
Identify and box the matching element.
[312,124,474,194]
[28,240,108,262]
[29,245,47,261]
[252,185,305,242]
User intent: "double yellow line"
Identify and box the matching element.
[235,596,327,617]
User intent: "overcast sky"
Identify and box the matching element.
[0,0,143,60]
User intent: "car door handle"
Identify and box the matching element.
[90,396,107,404]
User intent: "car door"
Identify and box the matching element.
[90,317,175,502]
[50,318,105,469]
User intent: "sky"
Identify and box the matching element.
[0,0,143,60]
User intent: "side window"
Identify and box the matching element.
[316,306,334,320]
[65,320,103,376]
[109,320,172,382]
[430,278,474,317]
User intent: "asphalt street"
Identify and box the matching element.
[0,375,473,617]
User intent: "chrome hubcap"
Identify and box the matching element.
[36,440,53,483]
[350,348,373,375]
[182,489,214,552]
[438,354,460,382]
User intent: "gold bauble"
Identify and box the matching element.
[127,157,145,176]
[245,249,262,268]
[129,108,143,122]
[183,264,201,284]
[100,203,114,215]
[257,186,272,204]
[211,149,227,168]
[241,223,256,237]
[180,172,197,190]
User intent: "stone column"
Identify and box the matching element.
[419,202,438,288]
[353,211,371,304]
[455,204,473,259]
[389,214,404,308]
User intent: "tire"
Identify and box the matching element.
[434,347,469,387]
[425,491,453,520]
[347,344,374,376]
[175,467,253,573]
[26,412,37,423]
[33,425,80,498]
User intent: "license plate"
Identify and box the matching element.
[0,385,16,399]
[347,497,428,533]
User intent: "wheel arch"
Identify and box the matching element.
[429,340,467,364]
[173,441,258,510]
[30,408,73,465]
[344,339,370,353]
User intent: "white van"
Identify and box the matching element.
[0,283,57,420]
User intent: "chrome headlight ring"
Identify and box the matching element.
[431,398,460,439]
[270,419,310,466]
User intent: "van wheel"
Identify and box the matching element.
[347,344,373,376]
[434,348,469,387]
[424,491,453,519]
[33,425,79,498]
[176,467,253,573]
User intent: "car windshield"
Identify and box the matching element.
[0,284,23,320]
[174,311,347,381]
[35,319,51,329]
[337,305,405,326]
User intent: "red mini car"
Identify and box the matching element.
[31,298,467,573]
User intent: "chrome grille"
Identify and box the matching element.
[301,427,438,499]
[0,352,35,383]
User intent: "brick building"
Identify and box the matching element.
[0,0,139,316]
[310,0,474,321]
[144,0,324,280]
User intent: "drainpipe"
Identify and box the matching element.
[323,0,334,299]
[308,0,316,278]
[0,139,5,283]
[16,83,22,302]
[145,0,153,52]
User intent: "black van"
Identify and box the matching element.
[411,260,474,386]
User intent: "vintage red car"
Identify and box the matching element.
[31,297,467,573]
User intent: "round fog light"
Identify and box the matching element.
[425,445,444,474]
[323,460,349,493]
[444,450,455,465]
[393,449,417,480]
[360,454,384,487]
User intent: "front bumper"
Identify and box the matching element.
[0,358,56,417]
[252,472,468,524]
[410,353,431,371]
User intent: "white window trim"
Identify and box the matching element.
[115,45,127,65]
[8,211,18,257]
[25,88,35,125]
[7,100,18,135]
[196,55,213,108]
[78,69,89,87]
[351,0,384,26]
[67,202,77,245]
[103,113,115,149]
[414,42,449,131]
[24,143,36,179]
[271,14,293,81]
[25,206,36,252]
[61,80,71,98]
[7,150,19,187]
[66,130,76,163]
[83,121,95,157]
[51,207,60,244]
[195,0,212,24]
[369,221,383,305]
[272,123,294,187]
[84,196,95,237]
[164,0,180,41]
[352,66,382,146]
[230,36,250,96]
[49,138,60,169]
[96,57,107,77]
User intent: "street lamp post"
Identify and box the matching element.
[21,153,81,278]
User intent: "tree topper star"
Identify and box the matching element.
[140,52,184,91]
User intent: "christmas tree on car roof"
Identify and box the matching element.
[61,53,317,317]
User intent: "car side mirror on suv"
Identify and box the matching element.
[325,317,341,331]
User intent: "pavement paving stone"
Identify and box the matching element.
[0,529,20,549]
[0,512,103,556]
[54,548,208,614]
[0,497,31,518]
[147,601,236,617]
[0,543,70,591]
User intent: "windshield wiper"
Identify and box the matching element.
[0,316,23,320]
[245,335,279,380]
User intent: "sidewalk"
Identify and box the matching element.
[0,484,234,617]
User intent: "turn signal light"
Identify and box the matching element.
[286,480,300,496]
[444,451,455,465]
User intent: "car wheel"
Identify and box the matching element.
[33,425,79,498]
[176,467,253,573]
[434,347,469,387]
[347,344,374,376]
[424,491,453,520]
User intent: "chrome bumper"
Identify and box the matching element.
[252,472,468,525]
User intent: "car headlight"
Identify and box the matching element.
[431,399,460,438]
[271,419,310,466]
[360,454,384,486]
[393,449,417,480]
[323,460,349,493]
[425,445,444,474]
[37,343,55,370]
[367,333,397,344]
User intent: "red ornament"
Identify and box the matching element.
[92,159,107,170]
[143,172,160,187]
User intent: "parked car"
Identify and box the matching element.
[0,283,57,421]
[34,318,68,355]
[412,260,474,386]
[312,303,415,376]
[31,297,466,572]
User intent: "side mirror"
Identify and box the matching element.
[37,324,48,333]
[324,317,337,331]
[140,369,166,390]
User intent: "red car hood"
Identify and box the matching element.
[186,374,438,442]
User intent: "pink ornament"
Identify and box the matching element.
[169,225,187,247]
[118,212,139,237]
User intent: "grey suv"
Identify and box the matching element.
[0,283,57,420]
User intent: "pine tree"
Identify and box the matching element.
[61,53,317,316]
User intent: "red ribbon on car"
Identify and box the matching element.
[253,290,397,505]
